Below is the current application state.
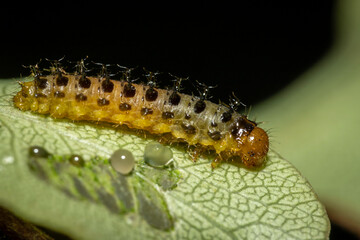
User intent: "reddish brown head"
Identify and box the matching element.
[229,116,269,167]
[240,126,269,166]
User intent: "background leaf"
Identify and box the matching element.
[251,0,360,234]
[0,79,329,239]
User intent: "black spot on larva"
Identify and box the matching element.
[75,93,87,102]
[185,113,191,119]
[102,80,114,93]
[56,76,69,87]
[35,78,48,89]
[230,117,255,137]
[211,121,218,127]
[169,92,181,105]
[123,83,136,98]
[248,150,256,157]
[97,98,110,106]
[194,100,206,113]
[181,123,196,135]
[35,93,46,98]
[162,112,174,119]
[54,91,65,98]
[141,107,153,116]
[119,103,131,111]
[207,130,222,141]
[145,88,158,101]
[79,77,91,88]
[220,111,232,123]
[244,120,256,133]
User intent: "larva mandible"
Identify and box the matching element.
[13,59,269,168]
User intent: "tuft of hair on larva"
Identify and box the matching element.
[218,92,246,119]
[91,61,116,80]
[69,56,91,77]
[22,60,43,79]
[143,67,161,88]
[228,92,246,113]
[169,73,189,92]
[45,56,67,75]
[194,80,217,100]
[117,64,139,83]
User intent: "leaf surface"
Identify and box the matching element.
[0,79,330,239]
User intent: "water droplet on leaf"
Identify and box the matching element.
[69,154,85,167]
[144,142,173,167]
[110,149,135,175]
[28,146,50,158]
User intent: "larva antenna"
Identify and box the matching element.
[169,73,189,92]
[194,80,217,100]
[45,56,66,74]
[143,67,161,88]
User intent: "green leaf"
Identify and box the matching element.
[0,79,330,239]
[251,1,360,231]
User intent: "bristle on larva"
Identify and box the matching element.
[13,63,269,168]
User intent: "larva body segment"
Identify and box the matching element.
[14,73,269,167]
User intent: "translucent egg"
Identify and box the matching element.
[110,149,135,175]
[144,142,173,167]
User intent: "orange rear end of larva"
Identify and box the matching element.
[14,72,269,167]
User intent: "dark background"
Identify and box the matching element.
[2,2,358,239]
[1,2,334,106]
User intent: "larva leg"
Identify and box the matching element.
[211,154,223,169]
[158,133,175,144]
[188,145,205,162]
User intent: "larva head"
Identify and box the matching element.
[230,116,269,167]
[13,81,37,111]
[240,126,269,167]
